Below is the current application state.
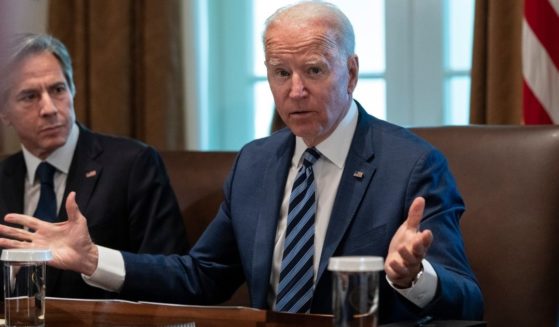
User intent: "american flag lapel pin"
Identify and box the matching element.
[353,171,364,179]
[85,170,97,178]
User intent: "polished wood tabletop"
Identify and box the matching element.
[14,298,333,327]
[0,298,486,326]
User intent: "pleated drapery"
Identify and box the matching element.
[469,0,524,124]
[48,0,186,150]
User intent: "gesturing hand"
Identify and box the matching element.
[385,197,433,288]
[0,192,99,276]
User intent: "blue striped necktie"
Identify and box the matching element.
[275,147,321,313]
[34,162,58,222]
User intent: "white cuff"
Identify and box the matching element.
[81,245,126,293]
[386,259,438,308]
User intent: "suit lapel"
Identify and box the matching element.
[317,106,377,282]
[250,135,294,307]
[59,126,103,221]
[50,126,102,290]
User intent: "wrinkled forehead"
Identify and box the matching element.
[264,21,340,62]
[1,53,64,101]
[8,52,64,83]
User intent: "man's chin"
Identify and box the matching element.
[289,121,321,134]
[40,139,67,154]
[39,127,70,144]
[290,128,314,139]
[291,131,325,147]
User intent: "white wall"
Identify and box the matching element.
[0,0,49,153]
[1,0,49,34]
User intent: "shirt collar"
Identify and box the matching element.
[23,122,80,181]
[293,100,358,168]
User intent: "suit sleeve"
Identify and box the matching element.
[125,147,189,255]
[119,154,244,305]
[403,148,484,319]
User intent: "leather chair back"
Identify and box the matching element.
[411,126,559,327]
[159,126,559,324]
[160,150,250,306]
[4,125,559,324]
[160,151,237,247]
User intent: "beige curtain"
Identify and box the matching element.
[469,0,524,124]
[48,0,185,150]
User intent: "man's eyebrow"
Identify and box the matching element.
[267,58,282,66]
[48,81,67,89]
[14,80,67,96]
[15,87,38,96]
[304,59,325,65]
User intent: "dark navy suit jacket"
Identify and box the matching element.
[0,124,189,299]
[120,104,483,323]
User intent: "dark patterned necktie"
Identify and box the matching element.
[275,147,321,313]
[34,162,58,222]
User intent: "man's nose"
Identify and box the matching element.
[39,94,58,116]
[289,74,308,98]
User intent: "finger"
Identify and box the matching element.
[387,258,409,277]
[0,238,32,249]
[386,261,413,286]
[384,264,400,282]
[419,229,433,249]
[410,233,428,258]
[398,245,423,267]
[65,192,82,223]
[406,197,425,230]
[4,213,42,231]
[0,224,33,242]
[407,231,433,260]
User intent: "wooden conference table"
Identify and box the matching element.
[0,298,486,326]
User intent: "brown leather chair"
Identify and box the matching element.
[160,150,249,306]
[160,151,237,248]
[158,125,559,325]
[411,125,559,327]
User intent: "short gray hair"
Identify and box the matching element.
[263,1,355,58]
[0,33,75,105]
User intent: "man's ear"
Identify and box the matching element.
[347,54,359,94]
[0,109,11,126]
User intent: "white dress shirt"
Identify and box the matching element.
[22,123,80,216]
[86,102,437,307]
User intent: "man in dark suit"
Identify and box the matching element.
[0,33,188,299]
[0,3,483,323]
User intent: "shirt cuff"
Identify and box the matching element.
[386,258,438,308]
[81,245,126,293]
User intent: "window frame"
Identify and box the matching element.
[183,0,473,150]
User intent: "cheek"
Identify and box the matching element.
[270,87,289,110]
[11,119,37,139]
[57,99,75,119]
[270,83,288,99]
[57,97,72,110]
[275,106,289,123]
[3,110,24,127]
